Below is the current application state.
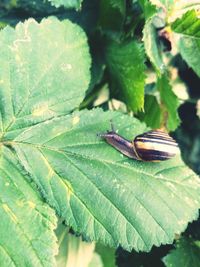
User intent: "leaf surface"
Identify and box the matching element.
[98,0,126,33]
[157,75,180,131]
[139,0,157,20]
[171,10,200,77]
[143,17,165,74]
[95,243,116,267]
[105,40,146,112]
[0,17,90,136]
[150,0,200,21]
[138,94,163,129]
[0,146,57,267]
[6,108,200,252]
[171,10,200,38]
[163,238,200,267]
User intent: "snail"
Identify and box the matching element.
[98,122,179,162]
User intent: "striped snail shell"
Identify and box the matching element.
[98,123,179,162]
[133,130,179,161]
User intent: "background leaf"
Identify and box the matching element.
[89,253,103,267]
[138,0,157,20]
[143,17,165,74]
[49,0,83,9]
[56,224,96,267]
[163,238,200,267]
[150,0,200,21]
[95,243,116,267]
[171,10,200,38]
[98,0,126,34]
[105,40,146,112]
[171,10,200,77]
[157,74,180,131]
[138,94,163,129]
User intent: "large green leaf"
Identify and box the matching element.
[0,17,91,266]
[5,108,200,252]
[49,0,83,9]
[171,10,200,77]
[163,238,200,267]
[0,146,57,266]
[105,40,146,112]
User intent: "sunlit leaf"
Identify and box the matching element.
[8,108,200,252]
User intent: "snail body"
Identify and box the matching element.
[99,123,179,162]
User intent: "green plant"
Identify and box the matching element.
[0,1,200,266]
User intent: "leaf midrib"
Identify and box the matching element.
[3,140,196,188]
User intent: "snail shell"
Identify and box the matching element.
[133,130,179,161]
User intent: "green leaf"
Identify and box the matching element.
[95,243,116,267]
[174,39,200,77]
[143,17,165,74]
[171,10,200,37]
[149,0,174,11]
[56,224,96,267]
[98,0,126,33]
[49,0,83,9]
[171,10,200,77]
[171,1,200,21]
[163,238,200,267]
[0,17,91,134]
[105,40,146,112]
[138,95,163,129]
[157,74,180,131]
[0,146,57,266]
[150,0,200,21]
[12,0,57,15]
[139,0,157,20]
[6,108,200,252]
